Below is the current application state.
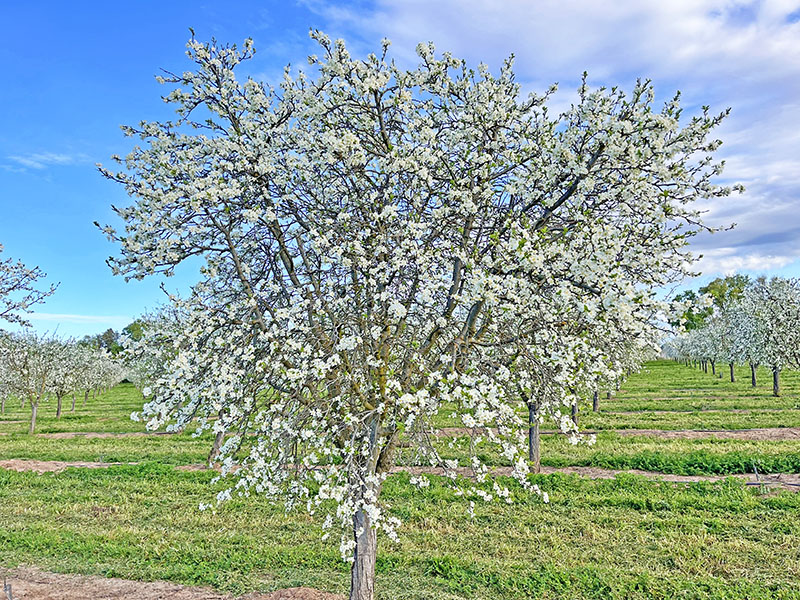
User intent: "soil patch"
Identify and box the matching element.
[1,567,343,600]
[37,432,162,439]
[0,459,130,473]
[616,427,800,440]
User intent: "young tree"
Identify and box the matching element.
[48,339,92,418]
[100,34,737,600]
[0,331,59,433]
[0,332,15,413]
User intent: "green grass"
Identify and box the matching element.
[0,384,148,434]
[421,433,800,475]
[1,364,800,598]
[0,466,798,599]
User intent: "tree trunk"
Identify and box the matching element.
[729,363,735,383]
[56,394,63,418]
[350,507,378,600]
[606,391,611,400]
[350,413,382,600]
[751,363,757,387]
[71,392,76,412]
[592,390,599,412]
[711,361,716,376]
[84,389,90,406]
[29,402,38,435]
[1,396,4,414]
[773,366,780,397]
[209,430,225,464]
[571,403,578,426]
[527,402,540,473]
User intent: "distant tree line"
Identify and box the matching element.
[80,320,145,355]
[665,275,800,396]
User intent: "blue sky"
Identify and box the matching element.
[1,0,799,337]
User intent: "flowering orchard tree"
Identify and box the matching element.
[727,293,767,386]
[0,333,15,413]
[100,34,737,600]
[740,278,800,396]
[515,310,661,471]
[0,331,59,434]
[0,244,57,326]
[0,332,123,431]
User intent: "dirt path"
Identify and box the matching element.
[4,458,798,489]
[0,459,132,473]
[36,432,164,439]
[435,426,800,441]
[1,566,343,600]
[615,427,800,440]
[604,408,791,414]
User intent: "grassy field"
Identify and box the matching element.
[1,360,799,599]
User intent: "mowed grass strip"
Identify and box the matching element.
[0,465,798,599]
[4,431,800,475]
[603,361,800,407]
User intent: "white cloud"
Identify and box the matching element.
[693,248,796,276]
[6,151,89,170]
[26,312,131,326]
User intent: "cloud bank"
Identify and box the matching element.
[303,0,800,278]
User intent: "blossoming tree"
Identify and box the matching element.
[0,244,57,326]
[100,34,737,600]
[740,278,800,396]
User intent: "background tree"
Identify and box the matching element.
[0,331,58,434]
[0,244,57,326]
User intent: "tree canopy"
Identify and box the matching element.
[101,33,738,600]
